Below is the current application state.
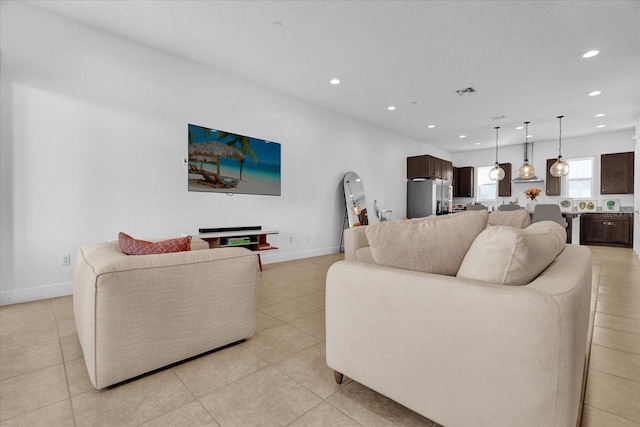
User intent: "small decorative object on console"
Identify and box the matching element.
[558,198,573,213]
[602,199,620,212]
[576,200,597,213]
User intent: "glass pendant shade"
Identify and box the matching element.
[489,162,506,180]
[351,202,360,215]
[550,156,570,177]
[550,115,570,177]
[489,126,505,181]
[519,161,535,179]
[518,121,536,179]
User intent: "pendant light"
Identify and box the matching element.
[518,121,536,179]
[550,115,570,177]
[489,126,505,181]
[346,180,360,215]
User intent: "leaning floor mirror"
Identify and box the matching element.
[343,171,368,226]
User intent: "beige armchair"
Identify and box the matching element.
[73,238,259,389]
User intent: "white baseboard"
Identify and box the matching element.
[0,282,73,306]
[257,246,341,264]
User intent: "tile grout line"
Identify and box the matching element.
[583,402,640,425]
[589,342,640,357]
[587,366,640,385]
[579,261,602,426]
[154,370,223,427]
[52,298,78,427]
[593,321,640,337]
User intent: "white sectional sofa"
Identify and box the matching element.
[73,237,258,389]
[326,212,591,427]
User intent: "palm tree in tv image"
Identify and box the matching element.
[216,130,258,181]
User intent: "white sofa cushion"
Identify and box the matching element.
[457,221,567,286]
[365,210,489,276]
[488,209,531,228]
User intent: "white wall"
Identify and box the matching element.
[451,129,636,210]
[0,3,448,305]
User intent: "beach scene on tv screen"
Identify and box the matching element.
[188,124,281,196]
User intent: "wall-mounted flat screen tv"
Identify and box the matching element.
[188,124,281,196]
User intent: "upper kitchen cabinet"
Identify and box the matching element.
[498,163,512,197]
[441,160,454,182]
[601,152,634,194]
[407,155,444,179]
[454,166,474,197]
[546,158,561,196]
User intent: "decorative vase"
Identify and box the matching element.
[527,200,537,212]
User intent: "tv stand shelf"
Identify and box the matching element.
[197,228,278,270]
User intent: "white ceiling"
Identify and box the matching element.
[27,0,640,153]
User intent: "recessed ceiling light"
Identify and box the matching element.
[515,126,524,130]
[459,135,466,139]
[387,106,396,111]
[589,90,602,96]
[427,124,435,129]
[595,113,605,118]
[474,142,481,146]
[597,124,606,128]
[526,134,533,138]
[582,50,600,58]
[329,78,340,85]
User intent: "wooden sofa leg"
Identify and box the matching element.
[333,370,344,384]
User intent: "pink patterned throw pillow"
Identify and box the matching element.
[118,232,192,255]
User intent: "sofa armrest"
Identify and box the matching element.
[191,237,210,251]
[343,226,374,262]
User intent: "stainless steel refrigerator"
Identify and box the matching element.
[407,178,453,218]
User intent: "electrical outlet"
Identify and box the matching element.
[59,253,71,266]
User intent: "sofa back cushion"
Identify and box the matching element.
[118,232,192,255]
[365,210,489,276]
[488,209,531,228]
[456,221,566,286]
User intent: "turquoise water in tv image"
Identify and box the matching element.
[188,124,281,196]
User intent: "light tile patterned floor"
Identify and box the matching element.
[1,247,638,426]
[581,246,640,427]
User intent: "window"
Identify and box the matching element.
[477,165,498,201]
[563,157,594,199]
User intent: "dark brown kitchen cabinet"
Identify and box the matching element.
[407,155,441,179]
[580,213,634,248]
[601,152,634,194]
[426,156,442,178]
[441,160,454,182]
[407,155,427,179]
[546,158,561,196]
[498,163,512,197]
[454,166,474,197]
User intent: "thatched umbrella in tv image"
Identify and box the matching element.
[188,142,245,188]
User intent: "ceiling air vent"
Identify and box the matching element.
[489,115,506,121]
[455,87,476,96]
